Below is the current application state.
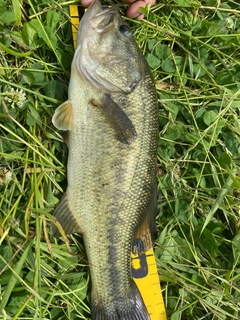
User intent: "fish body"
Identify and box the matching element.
[52,1,158,319]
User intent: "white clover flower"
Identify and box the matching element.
[0,167,12,185]
[225,18,234,29]
[3,88,27,109]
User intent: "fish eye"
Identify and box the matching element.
[119,24,131,36]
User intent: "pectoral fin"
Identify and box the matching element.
[132,179,157,254]
[51,193,81,237]
[52,100,73,131]
[91,94,137,145]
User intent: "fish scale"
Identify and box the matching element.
[51,0,158,318]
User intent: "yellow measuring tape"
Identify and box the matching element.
[69,5,167,319]
[131,248,167,319]
[69,5,83,49]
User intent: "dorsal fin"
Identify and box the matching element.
[132,179,157,254]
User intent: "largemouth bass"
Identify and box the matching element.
[51,0,158,319]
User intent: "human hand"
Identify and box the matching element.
[123,0,155,19]
[81,0,156,20]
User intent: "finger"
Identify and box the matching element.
[127,0,156,19]
[122,0,136,4]
[81,0,92,7]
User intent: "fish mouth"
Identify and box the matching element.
[88,0,117,14]
[83,0,118,22]
[89,1,118,33]
[76,0,118,45]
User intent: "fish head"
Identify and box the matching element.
[73,0,144,93]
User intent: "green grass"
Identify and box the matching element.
[0,0,240,319]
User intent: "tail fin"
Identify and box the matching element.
[91,280,150,320]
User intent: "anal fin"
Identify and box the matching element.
[51,193,81,237]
